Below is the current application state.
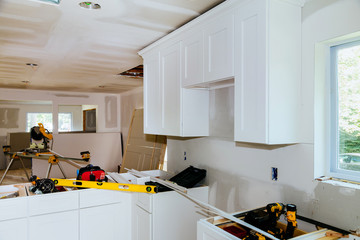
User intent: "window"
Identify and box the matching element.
[58,113,72,132]
[26,113,53,132]
[330,40,360,182]
[26,112,73,132]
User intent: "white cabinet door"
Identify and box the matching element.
[133,206,152,240]
[29,211,78,240]
[143,51,162,134]
[0,218,27,240]
[234,0,267,143]
[80,203,131,240]
[152,187,209,240]
[161,42,181,136]
[234,0,301,144]
[204,12,234,82]
[182,30,204,87]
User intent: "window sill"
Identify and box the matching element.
[315,176,360,190]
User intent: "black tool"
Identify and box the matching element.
[30,175,56,194]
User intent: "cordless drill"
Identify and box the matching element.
[266,203,285,238]
[284,204,297,239]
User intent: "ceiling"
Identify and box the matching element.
[0,0,224,93]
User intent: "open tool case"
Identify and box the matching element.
[198,206,354,240]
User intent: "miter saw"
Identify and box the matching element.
[28,123,53,153]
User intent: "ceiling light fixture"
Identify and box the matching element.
[26,63,39,71]
[79,2,101,9]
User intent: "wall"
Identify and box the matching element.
[120,87,143,147]
[0,103,52,136]
[0,88,121,133]
[165,0,360,231]
[58,105,83,131]
[32,132,121,178]
[0,88,122,174]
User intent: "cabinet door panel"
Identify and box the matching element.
[0,218,27,240]
[144,52,162,134]
[234,0,267,143]
[29,211,78,240]
[80,203,131,240]
[182,31,204,87]
[134,206,152,240]
[161,42,181,135]
[204,13,234,82]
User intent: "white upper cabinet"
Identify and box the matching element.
[160,42,181,136]
[234,0,302,144]
[143,51,161,134]
[182,29,204,87]
[204,12,235,82]
[140,0,302,142]
[141,40,209,137]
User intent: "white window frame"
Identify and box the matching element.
[329,39,360,182]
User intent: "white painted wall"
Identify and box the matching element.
[0,88,122,174]
[0,88,121,133]
[58,105,83,131]
[164,0,360,231]
[120,87,143,147]
[32,132,121,178]
[0,103,52,136]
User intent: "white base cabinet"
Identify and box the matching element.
[133,186,209,240]
[198,220,233,240]
[29,211,79,240]
[0,189,132,240]
[80,203,129,240]
[0,218,27,240]
[0,186,208,240]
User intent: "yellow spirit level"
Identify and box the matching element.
[52,178,158,194]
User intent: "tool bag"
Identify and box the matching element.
[77,164,108,182]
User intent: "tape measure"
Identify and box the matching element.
[52,178,158,194]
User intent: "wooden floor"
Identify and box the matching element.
[0,168,32,185]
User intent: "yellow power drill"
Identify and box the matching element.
[266,203,285,238]
[284,204,297,239]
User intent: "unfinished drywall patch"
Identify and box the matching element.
[313,181,360,230]
[0,108,19,128]
[105,96,118,128]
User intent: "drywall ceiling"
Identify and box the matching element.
[0,0,224,93]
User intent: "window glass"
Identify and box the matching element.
[58,113,72,132]
[331,41,360,180]
[26,113,53,132]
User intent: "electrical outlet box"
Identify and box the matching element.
[271,167,278,181]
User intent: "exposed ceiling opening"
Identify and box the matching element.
[119,65,143,78]
[0,0,225,93]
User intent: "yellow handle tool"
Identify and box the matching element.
[52,178,158,194]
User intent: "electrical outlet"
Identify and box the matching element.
[184,151,187,161]
[271,167,278,181]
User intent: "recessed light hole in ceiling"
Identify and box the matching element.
[79,2,101,10]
